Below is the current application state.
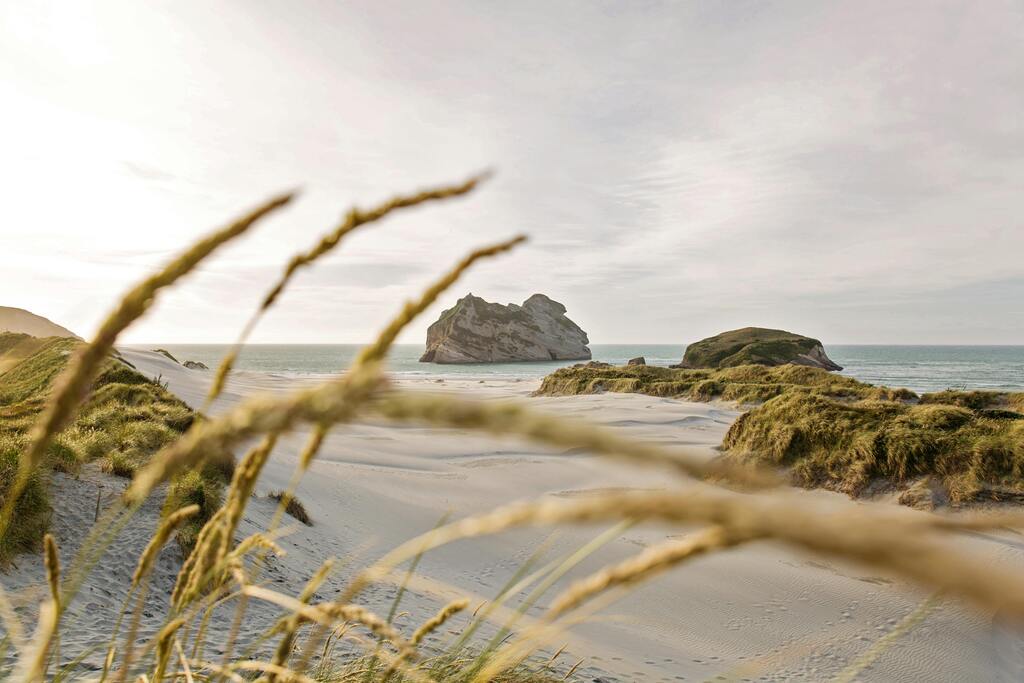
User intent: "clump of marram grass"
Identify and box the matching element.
[0,333,223,559]
[723,390,1024,503]
[165,467,228,551]
[269,490,313,526]
[7,176,1024,683]
[535,361,918,405]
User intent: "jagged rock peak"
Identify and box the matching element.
[420,293,591,364]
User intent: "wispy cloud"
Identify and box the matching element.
[1,1,1021,344]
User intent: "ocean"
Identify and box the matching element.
[140,344,1024,394]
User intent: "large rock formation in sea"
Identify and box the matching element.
[420,294,591,364]
[0,306,79,339]
[677,327,842,371]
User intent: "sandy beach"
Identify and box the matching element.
[5,348,1016,681]
[2,348,1021,681]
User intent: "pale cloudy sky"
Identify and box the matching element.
[1,1,1022,345]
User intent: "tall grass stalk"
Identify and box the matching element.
[205,173,489,409]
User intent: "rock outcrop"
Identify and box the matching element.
[677,327,842,371]
[627,356,646,366]
[420,294,591,364]
[183,360,209,370]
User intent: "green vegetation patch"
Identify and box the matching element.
[0,332,230,561]
[535,362,911,405]
[723,391,1024,503]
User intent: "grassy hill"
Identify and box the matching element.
[678,327,842,371]
[0,332,230,561]
[0,305,79,339]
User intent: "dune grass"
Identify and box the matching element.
[3,177,1024,682]
[724,390,1024,503]
[0,332,229,562]
[538,361,1024,505]
[535,362,916,404]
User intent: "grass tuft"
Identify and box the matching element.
[269,490,313,526]
[0,334,226,560]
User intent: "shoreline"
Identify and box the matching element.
[123,343,1024,395]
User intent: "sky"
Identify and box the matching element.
[1,1,1022,345]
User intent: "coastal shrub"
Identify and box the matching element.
[723,392,1024,501]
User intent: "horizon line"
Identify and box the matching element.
[121,341,1024,348]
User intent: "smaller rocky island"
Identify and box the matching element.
[420,293,590,364]
[677,327,841,371]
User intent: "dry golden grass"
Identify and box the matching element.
[205,173,490,408]
[2,175,1024,683]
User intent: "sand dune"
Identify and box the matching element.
[0,306,78,339]
[4,348,1023,681]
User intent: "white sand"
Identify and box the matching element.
[4,349,1023,681]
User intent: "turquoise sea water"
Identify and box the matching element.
[141,344,1024,394]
